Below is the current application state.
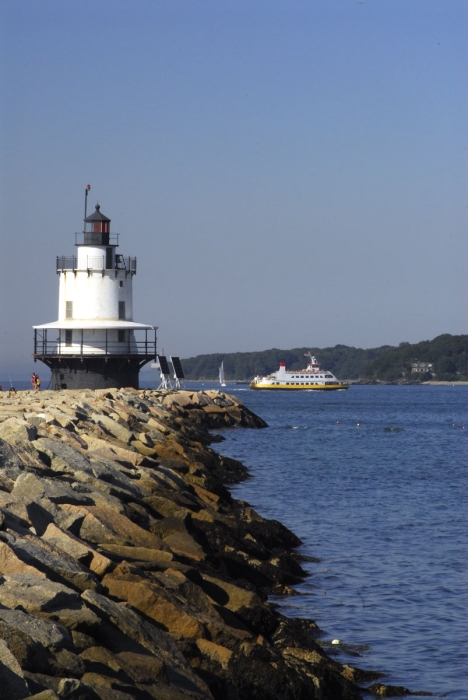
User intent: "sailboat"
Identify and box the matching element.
[219,361,226,387]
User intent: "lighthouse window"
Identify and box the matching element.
[119,281,123,288]
[65,330,72,346]
[118,301,126,320]
[118,330,126,342]
[65,301,73,319]
[106,248,113,269]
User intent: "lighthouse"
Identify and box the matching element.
[33,190,156,390]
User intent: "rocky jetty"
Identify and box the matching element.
[0,387,391,699]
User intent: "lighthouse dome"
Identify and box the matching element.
[85,203,111,224]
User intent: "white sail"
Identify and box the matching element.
[219,362,226,386]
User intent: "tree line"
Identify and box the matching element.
[361,334,468,382]
[180,334,468,382]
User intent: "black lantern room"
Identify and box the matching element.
[84,204,111,245]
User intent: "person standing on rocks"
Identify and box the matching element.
[31,373,40,391]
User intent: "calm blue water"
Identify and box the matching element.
[205,384,467,699]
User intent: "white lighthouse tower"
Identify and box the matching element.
[33,190,156,390]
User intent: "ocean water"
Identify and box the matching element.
[206,384,468,699]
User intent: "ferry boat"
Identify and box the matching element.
[249,353,349,391]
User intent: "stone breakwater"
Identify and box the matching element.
[0,388,409,700]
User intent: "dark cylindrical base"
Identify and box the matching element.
[46,357,141,390]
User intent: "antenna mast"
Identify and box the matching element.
[84,184,91,226]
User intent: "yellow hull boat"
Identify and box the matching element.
[249,353,349,391]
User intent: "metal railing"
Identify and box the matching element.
[56,256,137,272]
[75,232,120,246]
[34,328,156,358]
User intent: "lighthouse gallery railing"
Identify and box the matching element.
[34,328,156,358]
[56,256,137,272]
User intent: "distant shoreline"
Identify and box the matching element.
[172,379,468,386]
[2,379,467,393]
[348,380,468,386]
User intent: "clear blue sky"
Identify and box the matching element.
[1,0,466,376]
